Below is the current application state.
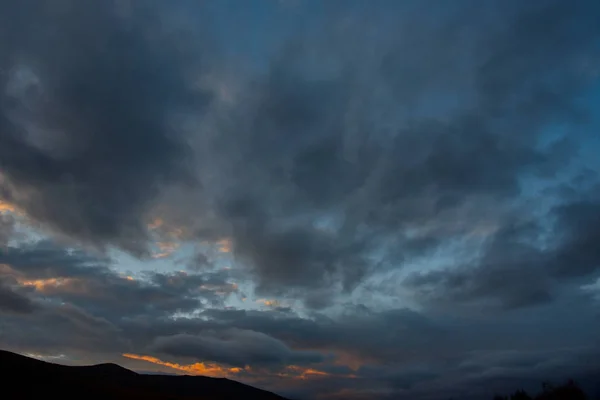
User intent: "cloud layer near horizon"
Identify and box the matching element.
[1,1,600,399]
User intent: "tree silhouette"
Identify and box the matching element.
[536,380,587,400]
[493,380,590,400]
[511,389,533,400]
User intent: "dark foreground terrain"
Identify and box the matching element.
[492,380,595,400]
[0,350,289,400]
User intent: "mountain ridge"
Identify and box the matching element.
[0,349,290,400]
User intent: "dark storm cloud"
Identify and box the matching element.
[151,329,323,368]
[404,186,600,310]
[403,219,556,309]
[1,0,599,308]
[0,0,211,255]
[196,307,454,365]
[185,252,212,272]
[551,194,600,277]
[1,302,125,355]
[0,239,110,278]
[202,300,600,367]
[0,280,35,314]
[182,0,600,305]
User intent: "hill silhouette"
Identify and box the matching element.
[0,350,290,400]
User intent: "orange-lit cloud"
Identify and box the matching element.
[0,200,25,217]
[1,265,82,294]
[256,298,281,308]
[19,277,89,295]
[169,226,186,240]
[334,352,365,372]
[279,365,332,380]
[199,282,238,296]
[9,266,135,295]
[21,277,74,291]
[152,241,180,259]
[217,238,232,253]
[147,217,164,230]
[147,215,187,238]
[147,214,189,258]
[0,200,17,213]
[122,353,242,378]
[122,353,347,382]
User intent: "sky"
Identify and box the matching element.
[1,1,600,399]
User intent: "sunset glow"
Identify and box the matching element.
[20,277,80,292]
[217,238,232,253]
[122,353,242,378]
[121,353,348,382]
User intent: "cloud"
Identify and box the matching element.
[168,0,600,307]
[189,304,600,400]
[151,329,324,368]
[0,0,211,256]
[403,219,555,310]
[403,186,600,310]
[0,240,240,322]
[1,1,600,399]
[0,280,35,314]
[551,194,600,277]
[0,240,111,279]
[0,1,598,310]
[0,241,227,356]
[196,307,451,366]
[1,255,599,400]
[0,212,15,247]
